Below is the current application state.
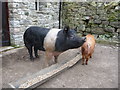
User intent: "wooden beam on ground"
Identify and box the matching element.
[9,53,81,89]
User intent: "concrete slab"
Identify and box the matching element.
[0,46,14,52]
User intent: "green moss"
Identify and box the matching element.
[98,33,113,40]
[91,23,99,28]
[62,2,119,36]
[11,45,21,48]
[96,39,118,46]
[108,16,118,21]
[108,10,118,21]
[104,34,112,38]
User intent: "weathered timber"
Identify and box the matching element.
[9,53,81,89]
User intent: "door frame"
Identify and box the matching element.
[2,2,10,46]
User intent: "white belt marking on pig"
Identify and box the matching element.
[44,28,62,51]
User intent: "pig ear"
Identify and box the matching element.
[63,26,69,33]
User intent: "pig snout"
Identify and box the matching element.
[76,36,86,47]
[82,37,86,42]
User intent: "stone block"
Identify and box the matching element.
[91,24,99,28]
[94,15,99,19]
[8,3,13,8]
[85,28,91,32]
[96,10,105,15]
[18,10,25,15]
[104,27,115,33]
[13,28,21,33]
[102,21,109,26]
[77,25,86,31]
[109,21,120,28]
[117,29,120,33]
[113,33,119,41]
[91,28,105,34]
[9,21,20,27]
[12,9,18,13]
[100,16,108,21]
[12,3,20,8]
[94,19,101,24]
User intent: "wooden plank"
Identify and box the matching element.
[9,54,81,89]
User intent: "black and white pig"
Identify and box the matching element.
[23,26,86,66]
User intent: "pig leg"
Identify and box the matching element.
[82,55,85,65]
[45,51,52,67]
[85,57,90,65]
[26,45,34,61]
[34,46,39,58]
[90,54,92,58]
[90,49,95,58]
[54,55,58,63]
[52,52,61,64]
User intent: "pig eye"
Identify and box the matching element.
[70,35,74,39]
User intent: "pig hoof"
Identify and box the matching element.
[30,57,35,61]
[77,52,80,54]
[53,61,57,64]
[35,56,39,58]
[54,60,57,64]
[31,59,34,62]
[82,63,84,65]
[90,56,92,58]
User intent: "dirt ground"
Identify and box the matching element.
[1,43,118,88]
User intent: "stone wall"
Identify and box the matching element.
[8,1,59,46]
[7,1,120,46]
[62,2,120,43]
